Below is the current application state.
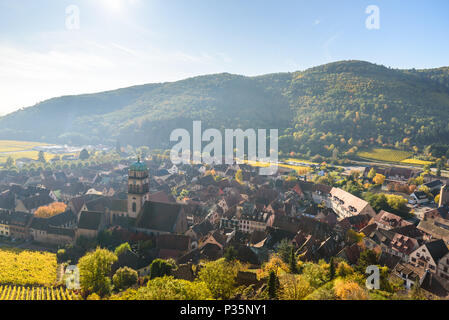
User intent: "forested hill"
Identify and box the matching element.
[1,60,449,157]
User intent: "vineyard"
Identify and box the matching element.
[0,248,57,286]
[0,285,75,300]
[357,148,413,163]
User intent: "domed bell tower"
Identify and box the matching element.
[127,157,150,218]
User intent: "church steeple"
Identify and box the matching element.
[127,158,150,218]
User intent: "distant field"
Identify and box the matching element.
[0,140,48,152]
[0,248,57,286]
[284,158,318,165]
[245,159,311,175]
[400,158,434,166]
[0,140,75,164]
[357,148,413,163]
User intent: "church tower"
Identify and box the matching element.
[439,185,449,207]
[127,157,150,218]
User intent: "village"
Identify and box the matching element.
[0,149,449,299]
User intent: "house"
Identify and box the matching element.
[76,211,105,240]
[370,210,412,230]
[15,193,55,213]
[0,210,33,239]
[417,218,449,243]
[327,187,376,219]
[424,180,444,193]
[29,217,75,245]
[111,249,152,276]
[388,233,420,262]
[185,220,214,243]
[409,240,449,274]
[393,263,427,289]
[437,252,449,285]
[185,230,228,261]
[156,234,191,260]
[238,211,271,234]
[135,201,187,235]
[409,191,429,205]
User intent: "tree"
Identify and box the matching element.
[336,261,354,278]
[114,242,132,257]
[38,151,46,163]
[334,279,367,300]
[279,274,313,300]
[346,229,364,244]
[224,246,238,262]
[79,149,90,160]
[114,276,213,300]
[435,194,441,205]
[34,202,67,218]
[373,173,386,185]
[329,257,336,280]
[150,259,175,279]
[197,258,239,299]
[356,249,378,273]
[5,156,14,169]
[258,255,289,279]
[113,267,138,291]
[277,239,294,264]
[367,168,376,179]
[78,248,118,297]
[267,270,277,299]
[289,247,298,274]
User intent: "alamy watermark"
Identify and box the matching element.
[169,121,278,175]
[366,265,380,290]
[65,265,80,290]
[365,5,380,30]
[65,4,80,30]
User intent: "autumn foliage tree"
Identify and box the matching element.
[373,173,386,185]
[34,202,67,218]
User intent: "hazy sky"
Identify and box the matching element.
[0,0,448,115]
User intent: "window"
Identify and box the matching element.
[132,202,136,212]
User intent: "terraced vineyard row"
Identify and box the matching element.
[0,285,75,300]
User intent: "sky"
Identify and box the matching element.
[0,0,448,116]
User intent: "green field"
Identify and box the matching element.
[357,148,413,163]
[0,248,58,286]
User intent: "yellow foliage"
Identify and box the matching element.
[279,274,314,300]
[257,255,289,279]
[336,262,354,278]
[334,279,368,300]
[0,248,57,286]
[373,173,386,185]
[35,202,67,218]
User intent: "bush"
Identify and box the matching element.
[149,259,176,279]
[113,267,138,291]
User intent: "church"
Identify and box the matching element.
[127,158,188,235]
[75,158,187,241]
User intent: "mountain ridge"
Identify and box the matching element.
[1,60,449,157]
